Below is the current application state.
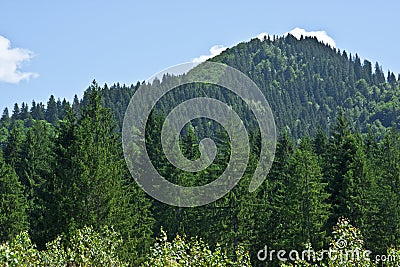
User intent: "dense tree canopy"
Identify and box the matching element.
[0,36,399,265]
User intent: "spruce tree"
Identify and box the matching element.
[4,122,25,177]
[20,120,56,247]
[55,81,154,264]
[72,94,81,116]
[0,108,10,128]
[0,159,29,242]
[325,110,370,230]
[12,103,20,121]
[313,125,328,157]
[371,126,400,250]
[285,137,330,249]
[46,95,58,124]
[266,130,294,250]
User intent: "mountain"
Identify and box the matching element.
[210,34,399,137]
[98,34,400,139]
[2,34,399,139]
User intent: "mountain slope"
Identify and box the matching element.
[210,34,399,138]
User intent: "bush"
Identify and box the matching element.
[0,226,127,266]
[281,217,374,266]
[142,228,251,267]
[0,231,41,266]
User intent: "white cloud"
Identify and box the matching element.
[256,32,273,41]
[0,35,38,83]
[192,28,335,64]
[192,45,228,63]
[285,27,336,48]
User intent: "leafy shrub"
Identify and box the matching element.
[0,231,40,266]
[281,217,374,266]
[142,228,251,267]
[0,226,127,267]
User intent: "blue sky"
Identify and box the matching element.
[1,1,399,111]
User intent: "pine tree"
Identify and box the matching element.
[0,159,29,242]
[4,122,25,176]
[266,130,294,250]
[374,62,386,84]
[371,127,400,250]
[46,95,58,124]
[362,60,372,83]
[55,81,154,264]
[0,108,10,127]
[72,94,80,116]
[354,54,362,80]
[362,130,391,254]
[52,102,77,237]
[313,125,328,157]
[286,137,330,249]
[325,110,370,230]
[12,103,20,121]
[30,101,45,121]
[59,99,70,120]
[20,120,56,247]
[20,102,31,121]
[181,124,200,162]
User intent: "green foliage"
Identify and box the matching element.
[0,161,28,242]
[20,120,56,247]
[285,137,330,249]
[142,228,251,267]
[325,111,371,230]
[0,231,41,266]
[0,226,128,267]
[280,218,374,266]
[53,81,154,264]
[212,36,400,138]
[326,218,373,266]
[45,95,58,124]
[385,247,400,267]
[43,226,127,267]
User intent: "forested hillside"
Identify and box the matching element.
[211,34,399,137]
[1,35,400,266]
[2,35,399,139]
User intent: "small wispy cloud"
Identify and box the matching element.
[192,45,228,63]
[285,27,336,48]
[0,35,39,84]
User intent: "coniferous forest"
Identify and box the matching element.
[1,35,400,266]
